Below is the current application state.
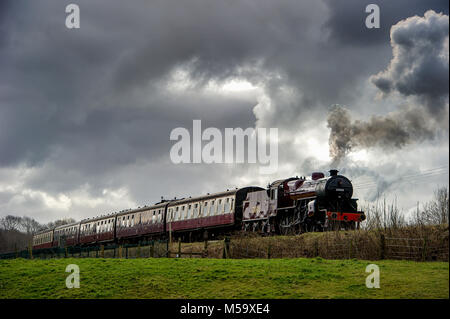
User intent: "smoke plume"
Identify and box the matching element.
[328,10,449,166]
[327,105,438,166]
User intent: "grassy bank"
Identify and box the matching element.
[167,225,449,261]
[0,257,448,299]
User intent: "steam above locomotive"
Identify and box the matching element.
[33,170,365,249]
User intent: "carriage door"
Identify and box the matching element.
[268,187,278,218]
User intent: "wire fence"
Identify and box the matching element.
[1,232,448,262]
[0,240,170,260]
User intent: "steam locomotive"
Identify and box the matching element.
[32,170,365,249]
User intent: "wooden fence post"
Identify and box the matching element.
[314,239,319,257]
[166,240,170,258]
[101,245,104,258]
[380,233,385,260]
[348,240,352,259]
[222,237,230,259]
[137,243,141,258]
[222,239,226,259]
[65,247,68,258]
[118,245,122,258]
[150,241,154,258]
[28,243,33,259]
[125,246,128,259]
[422,237,427,262]
[203,239,208,258]
[177,239,181,258]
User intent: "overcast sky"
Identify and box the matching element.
[0,0,448,223]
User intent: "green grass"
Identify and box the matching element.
[0,257,448,299]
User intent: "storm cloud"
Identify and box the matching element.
[0,1,448,222]
[371,10,449,113]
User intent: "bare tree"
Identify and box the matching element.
[412,186,449,226]
[20,216,43,234]
[362,196,406,230]
[0,215,23,231]
[46,218,76,229]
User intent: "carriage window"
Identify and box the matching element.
[202,202,208,216]
[224,198,230,213]
[210,201,215,215]
[193,203,198,218]
[217,199,222,214]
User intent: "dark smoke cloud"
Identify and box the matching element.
[329,10,449,166]
[371,10,449,113]
[327,105,437,166]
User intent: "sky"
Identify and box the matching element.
[0,0,448,223]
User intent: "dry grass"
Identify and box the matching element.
[162,225,449,261]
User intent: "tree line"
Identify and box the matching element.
[0,216,75,253]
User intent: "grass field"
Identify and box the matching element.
[0,257,448,299]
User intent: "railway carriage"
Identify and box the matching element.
[79,214,116,245]
[166,187,263,240]
[115,202,168,242]
[32,229,53,249]
[53,222,80,247]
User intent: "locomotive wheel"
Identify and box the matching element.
[279,215,293,236]
[301,222,309,233]
[292,223,302,235]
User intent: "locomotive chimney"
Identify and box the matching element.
[329,169,339,176]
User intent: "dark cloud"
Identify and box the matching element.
[0,1,448,222]
[328,10,449,166]
[371,10,449,113]
[323,0,448,46]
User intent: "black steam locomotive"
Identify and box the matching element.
[242,169,365,235]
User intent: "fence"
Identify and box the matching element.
[1,231,448,262]
[383,236,449,261]
[0,240,169,260]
